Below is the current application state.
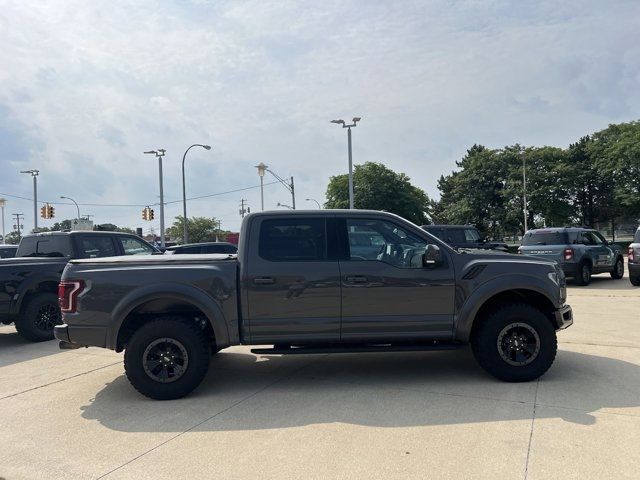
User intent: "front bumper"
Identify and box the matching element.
[553,304,573,330]
[54,324,108,348]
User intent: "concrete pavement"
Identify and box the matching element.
[1,271,638,479]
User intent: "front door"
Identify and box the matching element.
[339,217,455,342]
[245,216,341,344]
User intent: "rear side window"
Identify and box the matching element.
[522,231,568,246]
[443,228,466,244]
[0,247,17,258]
[77,236,117,258]
[16,236,72,257]
[463,228,481,243]
[259,218,326,261]
[118,237,155,255]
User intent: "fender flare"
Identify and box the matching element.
[14,274,62,314]
[107,282,231,350]
[453,274,557,342]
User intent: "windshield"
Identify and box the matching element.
[522,231,568,246]
[16,236,72,257]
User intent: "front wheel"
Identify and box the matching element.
[124,317,210,400]
[610,257,624,279]
[471,303,557,382]
[630,275,640,287]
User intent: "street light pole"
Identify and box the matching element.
[522,156,528,233]
[331,117,361,209]
[181,144,212,244]
[60,196,81,220]
[0,198,6,242]
[255,163,267,210]
[144,149,166,247]
[20,169,39,232]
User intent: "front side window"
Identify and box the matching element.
[464,228,481,243]
[78,236,117,258]
[259,218,326,261]
[346,218,427,268]
[119,237,155,255]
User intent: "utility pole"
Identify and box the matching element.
[331,117,361,209]
[20,169,39,231]
[0,198,6,242]
[522,156,528,233]
[144,149,166,247]
[12,213,24,242]
[239,199,250,218]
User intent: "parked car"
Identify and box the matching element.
[628,227,640,286]
[0,244,18,259]
[57,210,572,400]
[421,225,509,251]
[165,242,237,255]
[0,231,158,342]
[518,227,624,286]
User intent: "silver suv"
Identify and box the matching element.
[518,227,624,286]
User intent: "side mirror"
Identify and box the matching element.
[423,244,443,267]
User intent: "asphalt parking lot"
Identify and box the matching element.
[1,270,639,480]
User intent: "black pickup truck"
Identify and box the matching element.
[57,210,573,400]
[0,231,157,341]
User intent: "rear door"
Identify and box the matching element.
[244,216,341,343]
[339,217,455,341]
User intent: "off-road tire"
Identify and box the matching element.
[15,293,61,342]
[575,261,592,286]
[471,303,557,382]
[124,317,210,400]
[610,257,624,279]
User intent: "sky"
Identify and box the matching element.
[1,0,639,235]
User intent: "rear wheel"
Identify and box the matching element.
[630,275,640,286]
[575,262,592,286]
[610,257,624,279]
[15,293,61,342]
[471,303,557,382]
[124,317,210,400]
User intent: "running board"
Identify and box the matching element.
[251,343,463,355]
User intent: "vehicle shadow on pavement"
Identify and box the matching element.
[567,275,636,291]
[0,330,59,367]
[80,348,639,431]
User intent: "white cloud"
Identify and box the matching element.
[0,0,638,233]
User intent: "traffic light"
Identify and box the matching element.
[142,207,149,221]
[149,208,155,220]
[40,205,48,219]
[47,204,55,218]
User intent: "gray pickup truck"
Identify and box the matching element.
[56,210,573,400]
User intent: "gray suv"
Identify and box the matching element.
[518,227,624,286]
[629,227,640,286]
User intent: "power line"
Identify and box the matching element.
[0,181,279,209]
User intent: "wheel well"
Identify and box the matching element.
[20,282,59,314]
[116,299,215,352]
[470,289,557,339]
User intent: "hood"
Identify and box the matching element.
[456,249,557,267]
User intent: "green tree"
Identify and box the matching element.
[325,162,432,224]
[94,223,135,234]
[168,216,223,244]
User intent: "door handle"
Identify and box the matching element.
[253,276,275,285]
[345,275,367,284]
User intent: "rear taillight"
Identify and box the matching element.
[630,247,635,262]
[563,248,574,261]
[58,280,84,313]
